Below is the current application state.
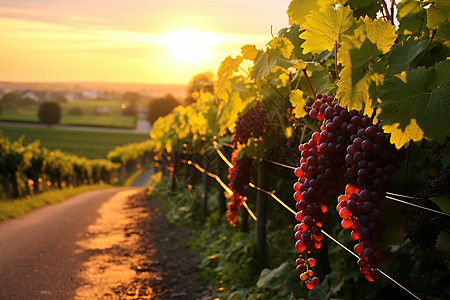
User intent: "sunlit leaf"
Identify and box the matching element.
[382,119,424,148]
[218,55,244,78]
[267,37,295,59]
[378,60,450,148]
[290,89,307,118]
[336,17,396,114]
[300,4,356,54]
[277,24,310,60]
[287,0,321,27]
[241,44,261,62]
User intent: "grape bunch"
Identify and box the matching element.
[227,151,255,226]
[296,256,320,289]
[227,102,267,226]
[232,102,267,146]
[294,93,404,287]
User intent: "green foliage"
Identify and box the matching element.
[38,101,61,126]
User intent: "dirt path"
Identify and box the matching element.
[74,190,216,300]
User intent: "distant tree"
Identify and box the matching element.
[1,92,23,108]
[122,91,140,117]
[122,91,140,103]
[147,94,180,125]
[185,72,215,105]
[38,101,61,127]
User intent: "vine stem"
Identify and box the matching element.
[301,69,317,100]
[334,40,340,81]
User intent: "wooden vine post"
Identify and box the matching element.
[170,150,177,193]
[255,161,268,267]
[201,151,209,216]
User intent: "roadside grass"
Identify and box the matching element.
[0,184,112,222]
[0,126,149,159]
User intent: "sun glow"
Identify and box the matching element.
[159,29,222,64]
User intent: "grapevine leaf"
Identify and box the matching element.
[426,0,450,29]
[381,119,424,148]
[300,4,356,54]
[435,21,450,48]
[251,52,276,81]
[250,38,296,81]
[345,0,381,19]
[278,24,311,60]
[287,0,320,27]
[436,231,450,256]
[256,262,291,290]
[396,0,429,38]
[241,44,261,62]
[336,17,396,114]
[378,60,450,148]
[289,90,307,118]
[218,55,244,78]
[430,193,450,214]
[267,37,294,59]
[387,38,428,75]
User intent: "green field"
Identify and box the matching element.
[0,126,149,159]
[0,99,140,128]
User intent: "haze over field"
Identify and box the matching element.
[0,0,291,85]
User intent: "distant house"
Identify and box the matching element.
[23,91,39,101]
[82,90,99,99]
[64,93,78,102]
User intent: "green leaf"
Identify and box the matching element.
[289,90,307,118]
[387,38,428,75]
[436,231,450,256]
[278,24,311,60]
[250,38,297,81]
[378,60,450,148]
[430,193,450,214]
[336,17,396,115]
[345,0,381,19]
[397,0,429,37]
[300,4,356,54]
[256,262,291,290]
[426,0,450,29]
[251,52,276,81]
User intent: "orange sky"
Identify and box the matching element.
[0,0,291,84]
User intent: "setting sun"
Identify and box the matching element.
[159,29,222,64]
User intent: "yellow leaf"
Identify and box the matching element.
[268,37,294,58]
[382,119,424,149]
[300,4,355,54]
[287,0,339,27]
[290,90,307,118]
[241,44,261,62]
[217,55,243,78]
